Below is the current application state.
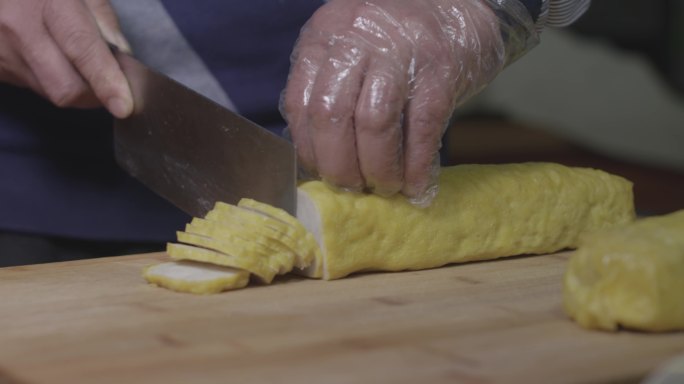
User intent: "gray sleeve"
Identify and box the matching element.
[538,0,591,29]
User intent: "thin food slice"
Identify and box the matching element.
[186,219,294,274]
[196,211,302,259]
[238,198,303,229]
[167,242,276,283]
[189,217,297,265]
[200,216,298,266]
[175,232,278,282]
[143,261,249,294]
[238,198,321,268]
[211,202,318,268]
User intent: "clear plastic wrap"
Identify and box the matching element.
[282,0,539,205]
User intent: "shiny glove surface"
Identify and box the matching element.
[283,0,537,204]
[0,0,133,117]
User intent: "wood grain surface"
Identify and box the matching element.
[0,252,682,384]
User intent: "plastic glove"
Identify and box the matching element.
[0,0,133,118]
[282,0,537,205]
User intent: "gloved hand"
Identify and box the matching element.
[282,0,537,205]
[0,0,133,118]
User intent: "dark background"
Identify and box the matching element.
[444,0,684,215]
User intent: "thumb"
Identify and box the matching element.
[84,0,132,53]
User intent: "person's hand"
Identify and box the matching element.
[0,0,133,118]
[283,0,534,204]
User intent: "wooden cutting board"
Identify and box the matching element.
[0,252,682,384]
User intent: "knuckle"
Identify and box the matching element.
[355,107,393,135]
[49,83,86,107]
[85,0,113,15]
[410,101,451,131]
[322,171,362,192]
[315,152,363,190]
[308,102,348,130]
[281,91,300,119]
[0,14,12,34]
[374,181,402,197]
[287,124,309,147]
[366,169,403,197]
[410,116,445,145]
[0,12,23,43]
[306,5,337,31]
[63,29,99,67]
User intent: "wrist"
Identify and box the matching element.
[517,0,593,31]
[482,0,540,66]
[542,0,591,28]
[517,0,544,24]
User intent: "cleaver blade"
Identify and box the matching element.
[112,50,296,218]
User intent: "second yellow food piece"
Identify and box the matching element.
[297,163,635,280]
[564,210,684,332]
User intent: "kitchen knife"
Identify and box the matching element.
[112,49,297,218]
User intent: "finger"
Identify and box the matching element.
[354,58,408,196]
[307,40,368,190]
[43,0,132,117]
[402,70,453,199]
[0,46,43,93]
[282,34,327,177]
[283,1,360,177]
[16,21,96,108]
[83,0,132,53]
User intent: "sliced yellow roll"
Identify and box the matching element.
[237,198,322,274]
[564,210,684,332]
[204,208,308,269]
[296,163,635,280]
[218,200,319,269]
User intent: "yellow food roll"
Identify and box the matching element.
[296,163,635,280]
[564,209,684,332]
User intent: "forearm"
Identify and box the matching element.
[510,0,592,29]
[482,0,591,66]
[539,0,592,28]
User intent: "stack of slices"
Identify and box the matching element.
[143,199,322,294]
